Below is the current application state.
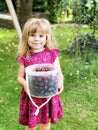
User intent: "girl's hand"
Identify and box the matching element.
[58,74,64,94]
[57,70,64,95]
[58,85,63,94]
[53,56,64,94]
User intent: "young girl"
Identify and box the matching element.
[17,18,64,130]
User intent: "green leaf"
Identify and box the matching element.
[85,0,93,10]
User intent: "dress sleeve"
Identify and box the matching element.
[51,49,60,62]
[16,55,25,65]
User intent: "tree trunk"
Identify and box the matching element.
[16,0,33,29]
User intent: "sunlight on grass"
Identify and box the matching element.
[0,28,17,38]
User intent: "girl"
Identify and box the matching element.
[17,18,64,130]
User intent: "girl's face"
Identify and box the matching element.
[28,32,46,52]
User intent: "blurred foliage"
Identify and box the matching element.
[70,33,98,61]
[47,0,68,23]
[0,0,98,25]
[33,0,47,12]
[0,0,8,12]
[72,0,98,34]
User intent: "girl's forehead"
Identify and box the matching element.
[28,22,48,34]
[29,27,47,35]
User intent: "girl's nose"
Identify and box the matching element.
[34,35,39,40]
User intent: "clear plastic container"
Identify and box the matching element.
[25,64,59,98]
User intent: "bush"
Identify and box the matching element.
[0,0,8,12]
[0,0,16,12]
[72,0,98,31]
[70,33,98,55]
[48,0,67,23]
[33,0,47,12]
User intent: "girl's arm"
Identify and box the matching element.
[54,57,64,92]
[17,63,28,94]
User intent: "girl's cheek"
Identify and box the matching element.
[28,38,32,43]
[42,38,46,42]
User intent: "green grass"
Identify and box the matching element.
[0,26,98,130]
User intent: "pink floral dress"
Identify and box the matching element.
[17,49,64,128]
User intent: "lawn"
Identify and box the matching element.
[0,25,98,130]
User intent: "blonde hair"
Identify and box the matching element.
[17,18,55,56]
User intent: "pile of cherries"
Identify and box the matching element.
[35,66,54,72]
[28,65,58,97]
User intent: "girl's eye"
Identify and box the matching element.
[31,35,35,37]
[39,35,44,37]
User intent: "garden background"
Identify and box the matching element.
[0,0,98,130]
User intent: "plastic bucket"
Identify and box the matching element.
[25,64,59,98]
[25,64,62,115]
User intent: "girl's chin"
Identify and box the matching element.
[31,48,45,53]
